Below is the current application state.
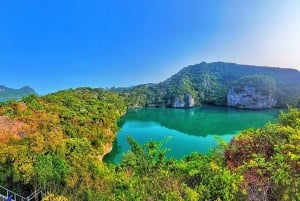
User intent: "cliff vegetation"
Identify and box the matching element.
[116,62,300,108]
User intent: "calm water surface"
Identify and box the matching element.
[104,105,280,163]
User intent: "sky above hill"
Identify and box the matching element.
[1,0,300,94]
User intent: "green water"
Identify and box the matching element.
[104,105,280,163]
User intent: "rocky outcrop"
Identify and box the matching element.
[227,86,277,109]
[172,97,185,108]
[185,94,195,107]
[98,128,115,161]
[97,143,113,161]
[172,94,195,108]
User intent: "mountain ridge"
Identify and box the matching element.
[116,61,300,108]
[0,85,37,99]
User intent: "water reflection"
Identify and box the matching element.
[104,106,280,163]
[118,105,279,136]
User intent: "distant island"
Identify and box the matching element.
[114,62,300,109]
[0,85,37,101]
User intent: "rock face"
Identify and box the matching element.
[227,86,277,109]
[172,94,195,108]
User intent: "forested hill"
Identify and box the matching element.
[0,88,127,199]
[0,85,37,100]
[0,78,299,200]
[119,62,300,108]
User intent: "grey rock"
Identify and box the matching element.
[228,86,277,109]
[172,94,195,108]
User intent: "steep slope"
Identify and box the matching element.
[0,88,127,197]
[0,85,37,100]
[120,62,300,108]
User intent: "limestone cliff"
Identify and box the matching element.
[115,62,300,108]
[227,86,277,109]
[172,94,195,108]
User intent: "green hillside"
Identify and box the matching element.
[0,89,299,200]
[0,62,299,200]
[0,88,127,199]
[119,62,300,108]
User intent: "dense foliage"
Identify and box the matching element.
[116,62,300,108]
[224,107,300,200]
[231,75,277,96]
[0,88,127,199]
[0,88,299,200]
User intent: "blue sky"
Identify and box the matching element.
[1,0,299,94]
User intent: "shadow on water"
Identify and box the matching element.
[103,139,122,163]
